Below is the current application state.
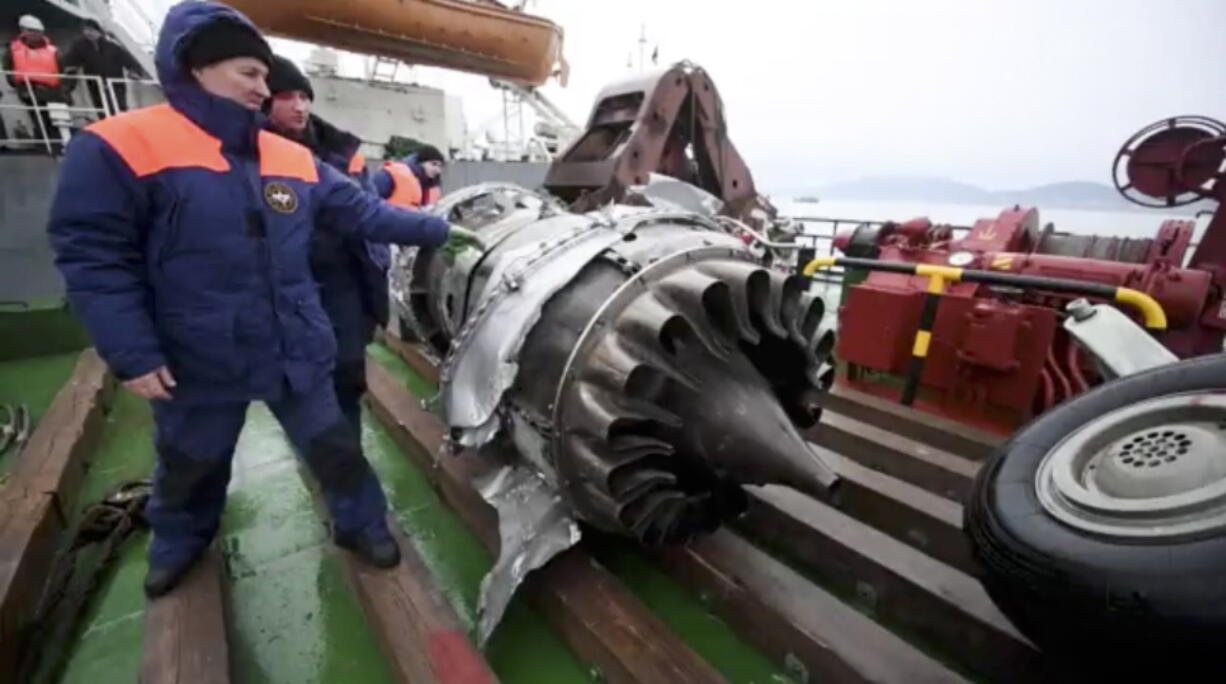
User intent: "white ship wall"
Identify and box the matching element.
[310,76,449,159]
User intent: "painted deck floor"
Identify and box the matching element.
[26,343,790,683]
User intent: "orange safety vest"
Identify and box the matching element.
[383,160,440,208]
[347,151,366,176]
[87,103,318,182]
[9,39,60,88]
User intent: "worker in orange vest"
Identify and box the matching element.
[372,145,445,208]
[4,15,66,148]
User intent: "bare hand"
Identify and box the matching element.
[123,366,176,401]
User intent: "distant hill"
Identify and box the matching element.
[805,176,1209,214]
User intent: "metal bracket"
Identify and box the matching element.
[1063,299,1178,379]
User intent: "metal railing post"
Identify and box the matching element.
[22,78,53,155]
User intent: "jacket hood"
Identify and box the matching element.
[155,1,269,152]
[404,154,441,190]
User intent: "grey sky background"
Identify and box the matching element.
[134,0,1226,193]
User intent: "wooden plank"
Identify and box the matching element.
[740,486,1056,683]
[366,359,728,684]
[139,546,230,684]
[379,329,441,385]
[820,448,978,576]
[817,385,1002,461]
[10,349,114,522]
[0,490,60,675]
[0,350,113,675]
[814,412,979,502]
[291,389,495,683]
[657,531,970,684]
[341,516,498,684]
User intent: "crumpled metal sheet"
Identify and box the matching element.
[627,173,726,216]
[440,225,627,447]
[475,461,581,646]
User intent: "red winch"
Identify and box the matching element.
[830,116,1226,433]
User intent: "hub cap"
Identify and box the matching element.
[1035,392,1226,540]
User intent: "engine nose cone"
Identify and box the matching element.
[675,344,840,498]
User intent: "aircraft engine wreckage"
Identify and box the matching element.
[390,180,840,642]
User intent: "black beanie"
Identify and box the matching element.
[267,55,314,100]
[415,145,445,164]
[182,20,272,71]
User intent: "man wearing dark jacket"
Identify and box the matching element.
[263,54,389,436]
[48,1,475,597]
[62,18,147,116]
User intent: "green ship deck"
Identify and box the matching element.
[0,304,1056,684]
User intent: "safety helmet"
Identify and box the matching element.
[18,15,45,32]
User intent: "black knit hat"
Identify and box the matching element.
[415,145,445,164]
[182,20,272,71]
[267,55,314,100]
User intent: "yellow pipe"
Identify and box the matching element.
[1115,288,1168,330]
[912,330,933,356]
[915,264,964,282]
[925,274,947,294]
[802,256,838,277]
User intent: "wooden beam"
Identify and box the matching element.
[379,329,441,385]
[740,486,1053,683]
[816,385,1002,461]
[0,350,112,675]
[341,517,498,684]
[813,412,978,502]
[139,547,230,684]
[9,349,114,522]
[366,359,727,684]
[656,531,970,684]
[820,448,978,575]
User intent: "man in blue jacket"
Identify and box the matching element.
[263,55,390,436]
[48,1,465,596]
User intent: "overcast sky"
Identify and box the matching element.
[133,0,1225,192]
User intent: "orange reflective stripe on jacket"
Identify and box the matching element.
[256,131,319,182]
[10,40,60,88]
[88,104,229,177]
[347,151,366,176]
[383,161,423,207]
[87,104,318,183]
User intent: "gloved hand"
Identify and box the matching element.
[440,225,487,263]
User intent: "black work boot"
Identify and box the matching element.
[336,530,401,569]
[144,556,199,598]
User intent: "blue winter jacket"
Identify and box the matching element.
[267,114,393,331]
[47,1,449,403]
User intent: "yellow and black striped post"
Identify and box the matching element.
[802,256,1168,407]
[899,266,959,405]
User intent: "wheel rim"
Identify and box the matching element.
[1035,391,1226,541]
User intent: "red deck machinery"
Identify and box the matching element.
[829,116,1226,433]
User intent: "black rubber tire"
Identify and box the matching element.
[965,353,1226,678]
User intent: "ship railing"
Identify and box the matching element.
[779,215,970,285]
[0,72,163,155]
